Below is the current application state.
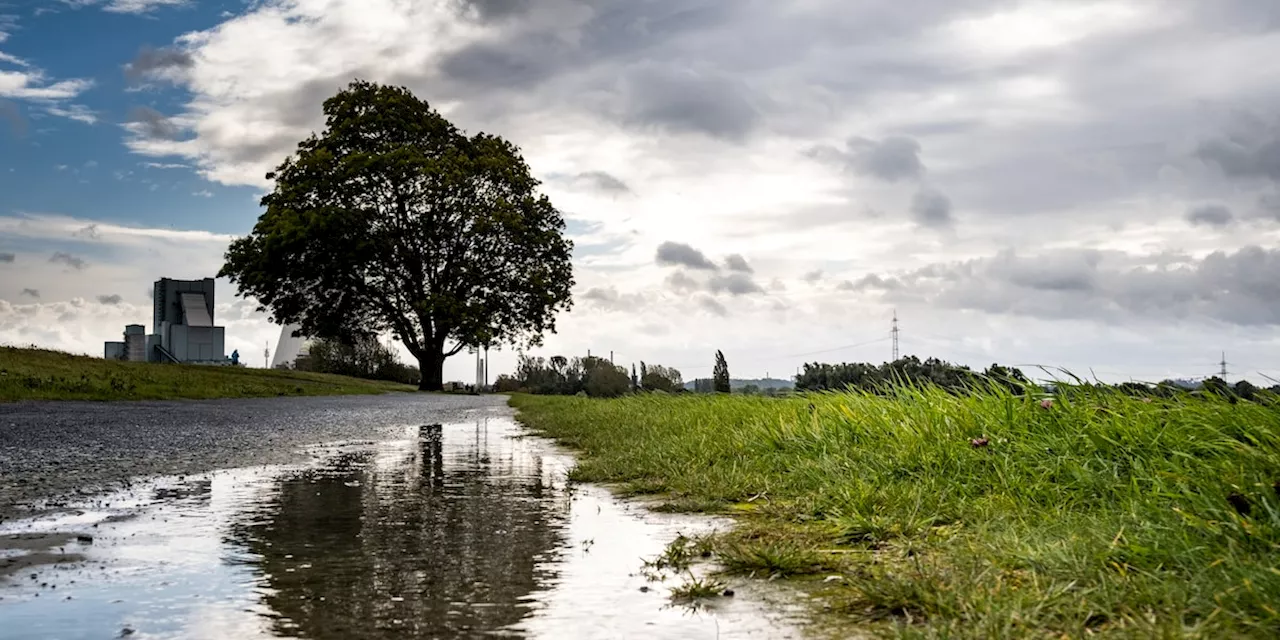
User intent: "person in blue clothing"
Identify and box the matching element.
[231,349,240,365]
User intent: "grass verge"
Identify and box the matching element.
[510,388,1280,638]
[0,346,415,402]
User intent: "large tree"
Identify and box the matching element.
[221,81,574,390]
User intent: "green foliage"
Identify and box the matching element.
[641,363,683,392]
[0,346,412,402]
[796,356,1031,395]
[302,335,419,385]
[513,354,630,398]
[511,387,1280,637]
[669,574,728,600]
[712,350,730,393]
[220,80,574,390]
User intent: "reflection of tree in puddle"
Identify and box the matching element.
[226,421,571,638]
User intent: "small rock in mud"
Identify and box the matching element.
[722,589,735,597]
[638,586,650,593]
[77,535,93,544]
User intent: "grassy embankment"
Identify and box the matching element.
[0,346,414,402]
[511,388,1280,638]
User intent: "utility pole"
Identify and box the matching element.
[1220,351,1228,379]
[610,350,614,364]
[891,310,900,361]
[264,341,270,369]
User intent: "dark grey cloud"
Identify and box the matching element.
[74,224,100,239]
[618,65,761,141]
[707,272,764,296]
[1194,112,1280,183]
[96,294,123,305]
[49,252,87,270]
[127,106,180,140]
[574,171,632,194]
[911,187,952,227]
[0,252,13,263]
[864,246,1280,326]
[125,46,194,82]
[724,254,752,273]
[20,288,38,298]
[452,0,530,22]
[809,135,924,182]
[802,270,823,283]
[656,241,717,270]
[1186,204,1234,227]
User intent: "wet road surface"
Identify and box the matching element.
[0,405,805,639]
[0,393,505,521]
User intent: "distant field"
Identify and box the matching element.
[0,346,415,402]
[512,388,1280,638]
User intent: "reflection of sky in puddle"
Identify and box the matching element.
[0,417,802,639]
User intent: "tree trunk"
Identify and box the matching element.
[418,352,445,392]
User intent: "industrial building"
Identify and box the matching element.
[103,277,229,365]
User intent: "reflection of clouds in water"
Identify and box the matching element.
[1,415,802,639]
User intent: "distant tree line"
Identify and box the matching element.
[796,356,1027,394]
[796,356,1280,400]
[494,353,689,398]
[295,335,420,386]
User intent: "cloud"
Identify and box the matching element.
[96,294,123,305]
[724,254,752,273]
[0,252,14,262]
[656,241,718,271]
[44,104,96,124]
[803,270,823,283]
[910,187,953,227]
[571,171,631,195]
[616,65,762,141]
[124,46,194,82]
[74,224,100,239]
[0,70,91,100]
[697,295,727,317]
[63,0,191,15]
[141,162,189,170]
[707,272,764,296]
[49,252,87,270]
[126,106,181,140]
[665,270,700,293]
[1186,204,1234,227]
[192,189,213,198]
[20,288,38,298]
[1194,117,1280,183]
[809,135,925,182]
[840,274,902,292]
[865,246,1280,326]
[578,285,648,311]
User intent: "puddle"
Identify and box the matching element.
[0,416,806,639]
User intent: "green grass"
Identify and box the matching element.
[510,387,1280,638]
[0,346,416,402]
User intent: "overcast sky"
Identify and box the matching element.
[3,0,1280,384]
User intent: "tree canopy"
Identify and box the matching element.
[712,350,731,393]
[220,81,574,390]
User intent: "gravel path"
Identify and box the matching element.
[0,393,508,522]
